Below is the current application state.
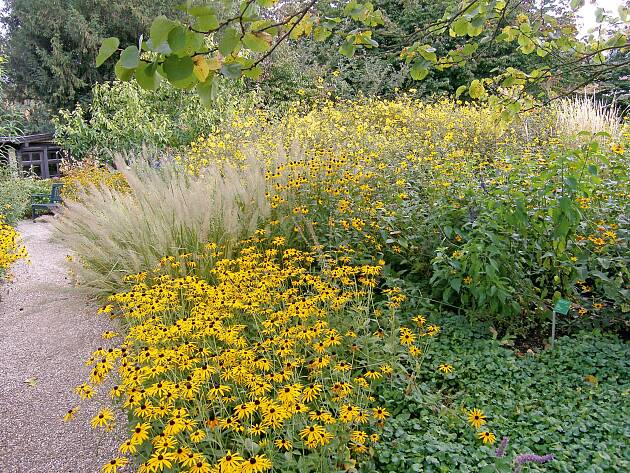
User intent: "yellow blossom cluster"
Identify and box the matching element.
[177,97,562,257]
[60,159,129,201]
[0,216,27,276]
[74,242,436,472]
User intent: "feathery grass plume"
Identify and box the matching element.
[554,95,621,141]
[54,149,270,297]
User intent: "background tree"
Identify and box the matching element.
[0,0,181,111]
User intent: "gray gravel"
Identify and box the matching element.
[0,219,128,473]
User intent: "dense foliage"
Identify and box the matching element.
[93,0,628,119]
[0,166,52,226]
[0,0,180,110]
[179,97,629,335]
[56,97,628,472]
[54,78,250,158]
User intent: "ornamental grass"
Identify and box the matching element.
[55,154,269,297]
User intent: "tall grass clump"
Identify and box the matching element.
[54,152,269,296]
[554,95,622,141]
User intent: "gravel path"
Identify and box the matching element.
[0,219,127,473]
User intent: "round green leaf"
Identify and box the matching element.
[163,55,194,82]
[196,76,218,107]
[219,27,240,56]
[168,26,187,53]
[221,62,243,79]
[136,62,161,91]
[242,33,270,53]
[195,15,219,32]
[114,61,134,81]
[150,16,175,47]
[119,46,140,69]
[410,62,429,80]
[96,37,119,67]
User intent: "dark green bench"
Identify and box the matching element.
[31,183,63,221]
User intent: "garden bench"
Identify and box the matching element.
[31,183,63,221]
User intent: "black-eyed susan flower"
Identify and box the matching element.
[274,438,293,451]
[90,409,114,428]
[217,450,243,473]
[146,451,176,472]
[478,431,497,444]
[467,408,487,429]
[241,454,272,473]
[372,407,390,420]
[101,457,127,473]
[63,406,80,422]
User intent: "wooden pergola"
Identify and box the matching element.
[0,133,65,178]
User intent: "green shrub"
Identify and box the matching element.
[53,78,254,160]
[0,166,52,225]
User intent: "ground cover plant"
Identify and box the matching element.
[371,316,629,473]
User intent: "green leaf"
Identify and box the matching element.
[243,66,263,79]
[221,62,243,79]
[96,37,119,67]
[195,15,219,32]
[219,27,240,56]
[452,18,469,36]
[168,26,187,53]
[242,33,270,53]
[187,5,215,17]
[163,55,194,82]
[450,278,462,292]
[455,85,467,97]
[150,16,175,47]
[518,33,536,54]
[468,79,485,99]
[197,76,218,107]
[136,62,161,91]
[314,27,332,42]
[410,62,429,80]
[114,61,134,81]
[119,46,140,69]
[339,40,356,57]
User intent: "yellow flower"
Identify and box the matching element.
[438,363,454,374]
[101,457,128,473]
[399,327,417,346]
[63,406,80,422]
[130,422,151,445]
[218,451,244,473]
[146,451,176,472]
[90,409,114,428]
[274,438,293,451]
[241,454,272,473]
[467,408,487,429]
[372,407,390,420]
[478,431,496,444]
[611,143,624,154]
